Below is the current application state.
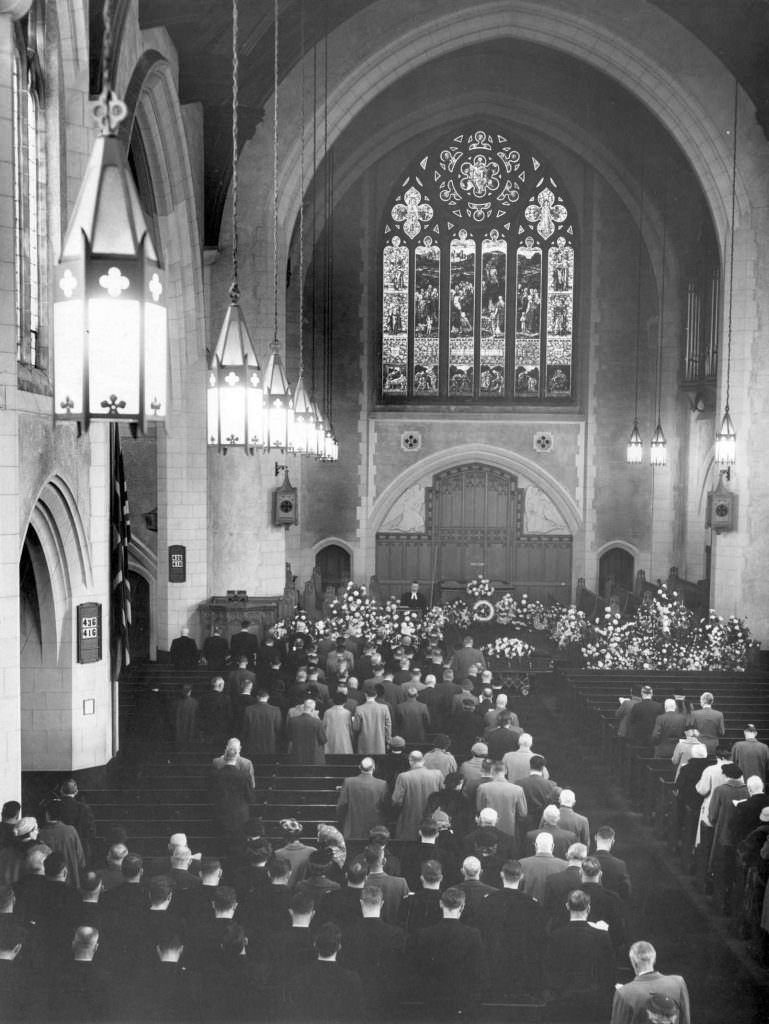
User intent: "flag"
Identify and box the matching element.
[110,422,132,679]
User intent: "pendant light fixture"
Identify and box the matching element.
[288,1,315,455]
[318,19,338,463]
[54,0,167,432]
[626,152,646,464]
[263,0,294,452]
[649,172,669,468]
[715,81,739,469]
[207,0,263,453]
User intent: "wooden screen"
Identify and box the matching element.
[376,462,572,604]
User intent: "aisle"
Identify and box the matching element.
[519,679,769,1024]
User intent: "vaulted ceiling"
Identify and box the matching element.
[130,0,769,247]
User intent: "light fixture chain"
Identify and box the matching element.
[725,79,738,413]
[272,0,280,350]
[231,0,239,300]
[656,172,669,425]
[633,149,646,424]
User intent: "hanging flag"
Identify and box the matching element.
[110,423,132,679]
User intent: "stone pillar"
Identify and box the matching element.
[0,0,33,802]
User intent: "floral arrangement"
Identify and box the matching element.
[443,600,472,629]
[551,605,590,648]
[421,605,447,639]
[493,592,554,629]
[466,575,495,600]
[471,598,495,622]
[555,585,757,671]
[483,636,536,661]
[326,581,383,642]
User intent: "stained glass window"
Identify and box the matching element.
[380,129,576,402]
[13,17,44,370]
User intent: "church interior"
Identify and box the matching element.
[3,0,769,1020]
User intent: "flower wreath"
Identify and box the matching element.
[472,599,495,622]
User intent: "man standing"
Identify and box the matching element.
[543,890,615,1022]
[611,941,691,1024]
[353,689,392,756]
[395,687,431,745]
[485,711,524,761]
[209,750,254,853]
[336,757,389,839]
[411,887,488,1018]
[391,751,443,840]
[651,699,687,758]
[57,779,96,864]
[553,789,590,848]
[626,685,664,748]
[688,691,725,754]
[229,619,260,668]
[242,689,283,755]
[287,699,327,764]
[450,635,487,680]
[323,692,355,755]
[198,677,231,744]
[400,580,427,611]
[731,724,769,782]
[476,762,528,850]
[518,832,568,903]
[169,626,200,669]
[212,738,255,788]
[593,826,632,901]
[202,626,229,673]
[519,756,561,830]
[38,800,85,889]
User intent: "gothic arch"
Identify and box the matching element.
[369,443,580,537]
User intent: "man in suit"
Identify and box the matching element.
[687,691,725,754]
[169,627,200,669]
[287,922,365,1022]
[242,689,283,755]
[340,884,407,1018]
[287,698,327,764]
[229,619,260,668]
[57,780,96,864]
[731,723,769,782]
[209,745,254,852]
[395,687,431,744]
[553,789,590,848]
[527,804,577,859]
[519,756,561,829]
[593,826,632,901]
[485,711,524,761]
[400,580,427,611]
[476,761,528,849]
[362,845,408,924]
[212,737,255,787]
[202,626,229,673]
[410,886,488,1017]
[392,751,443,840]
[354,689,392,755]
[336,758,389,839]
[611,940,691,1024]
[543,889,615,1022]
[626,685,664,748]
[518,832,568,903]
[651,698,687,757]
[542,842,587,919]
[456,855,496,920]
[197,677,231,744]
[398,859,444,935]
[708,761,747,910]
[449,635,487,680]
[477,858,545,1000]
[458,742,488,801]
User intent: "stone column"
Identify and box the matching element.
[0,0,33,802]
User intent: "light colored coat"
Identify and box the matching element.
[354,699,392,755]
[392,765,443,839]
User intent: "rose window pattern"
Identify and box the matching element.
[381,128,576,402]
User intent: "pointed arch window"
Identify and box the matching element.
[13,12,46,370]
[381,129,576,402]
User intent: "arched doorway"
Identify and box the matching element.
[316,545,351,595]
[598,547,635,598]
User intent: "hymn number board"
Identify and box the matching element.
[77,603,102,663]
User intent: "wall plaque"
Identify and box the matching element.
[169,545,186,583]
[77,603,102,663]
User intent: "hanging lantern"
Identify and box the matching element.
[715,407,737,466]
[54,99,166,430]
[207,294,263,452]
[649,422,667,467]
[263,346,293,451]
[288,373,315,454]
[626,421,643,464]
[207,0,262,453]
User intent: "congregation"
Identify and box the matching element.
[0,619,723,1022]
